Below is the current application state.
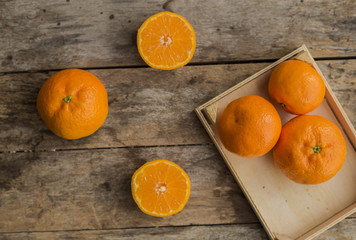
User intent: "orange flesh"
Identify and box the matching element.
[137,12,196,70]
[131,160,191,217]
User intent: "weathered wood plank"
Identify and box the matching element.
[0,63,266,151]
[0,224,269,240]
[0,60,355,152]
[1,218,356,240]
[1,0,356,72]
[0,145,257,232]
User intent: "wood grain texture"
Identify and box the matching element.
[0,60,354,152]
[0,145,257,232]
[1,0,356,72]
[0,219,355,240]
[0,224,269,240]
[1,1,355,238]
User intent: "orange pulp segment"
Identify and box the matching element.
[131,159,191,217]
[137,11,196,70]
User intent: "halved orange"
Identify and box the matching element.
[131,159,191,217]
[137,11,196,70]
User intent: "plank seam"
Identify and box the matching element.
[1,56,356,75]
[0,143,214,154]
[0,217,354,235]
[0,222,262,235]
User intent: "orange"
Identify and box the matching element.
[273,115,346,184]
[268,59,326,115]
[37,69,108,140]
[131,159,191,217]
[218,95,282,157]
[137,11,196,70]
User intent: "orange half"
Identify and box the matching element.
[137,12,196,70]
[131,159,191,217]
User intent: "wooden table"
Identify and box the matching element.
[0,1,355,239]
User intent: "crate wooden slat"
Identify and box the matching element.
[195,45,356,240]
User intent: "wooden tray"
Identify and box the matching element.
[195,45,356,240]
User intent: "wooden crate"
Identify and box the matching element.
[195,45,356,240]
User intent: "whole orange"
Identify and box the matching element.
[268,59,325,115]
[37,69,108,140]
[218,95,282,157]
[273,115,346,184]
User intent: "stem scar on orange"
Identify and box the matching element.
[131,159,191,217]
[273,115,346,184]
[37,69,108,140]
[268,59,326,115]
[218,95,282,158]
[137,11,196,70]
